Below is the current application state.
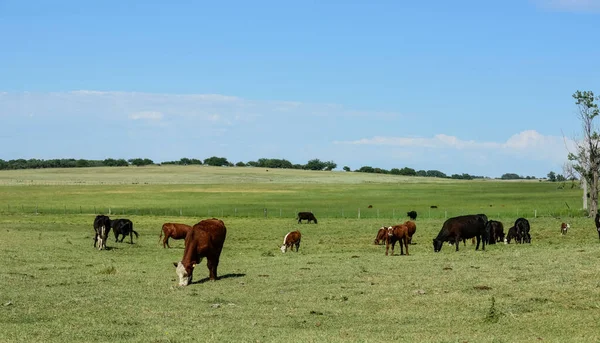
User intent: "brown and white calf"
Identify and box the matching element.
[385,225,409,256]
[561,222,570,235]
[280,230,301,253]
[374,227,387,245]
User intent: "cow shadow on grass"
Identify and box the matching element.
[193,273,246,284]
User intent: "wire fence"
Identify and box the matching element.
[0,204,587,220]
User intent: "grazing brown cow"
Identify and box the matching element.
[280,230,301,253]
[561,222,570,235]
[403,220,417,244]
[160,223,192,248]
[373,227,387,245]
[173,218,227,286]
[385,225,409,256]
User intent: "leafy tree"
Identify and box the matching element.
[246,161,258,167]
[235,161,246,167]
[390,168,401,175]
[356,166,375,173]
[343,166,351,172]
[547,171,557,182]
[398,167,416,176]
[556,174,566,182]
[416,170,427,177]
[426,170,447,178]
[305,159,327,171]
[204,156,229,166]
[323,161,337,171]
[567,90,600,217]
[500,173,522,180]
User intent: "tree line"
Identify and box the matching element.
[0,156,529,180]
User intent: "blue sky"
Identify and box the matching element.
[1,0,599,177]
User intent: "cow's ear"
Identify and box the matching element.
[173,262,178,268]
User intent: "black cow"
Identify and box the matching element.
[595,213,600,239]
[111,218,138,244]
[433,214,487,252]
[93,215,112,250]
[485,220,504,244]
[505,225,518,244]
[407,211,417,220]
[297,212,318,224]
[515,218,531,243]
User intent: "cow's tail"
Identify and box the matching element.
[158,229,163,243]
[132,230,139,238]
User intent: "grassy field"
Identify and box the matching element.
[1,166,599,343]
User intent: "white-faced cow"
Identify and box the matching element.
[174,218,227,286]
[385,224,410,256]
[93,215,112,250]
[111,218,138,244]
[280,230,301,253]
[433,214,487,252]
[297,212,317,224]
[561,222,570,235]
[160,222,192,248]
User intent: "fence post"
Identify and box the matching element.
[393,209,395,219]
[180,208,182,216]
[358,208,361,219]
[280,208,282,217]
[64,205,66,215]
[377,209,379,218]
[109,207,111,215]
[341,209,344,218]
[534,210,537,218]
[36,204,38,215]
[445,211,447,219]
[235,208,237,217]
[264,208,267,218]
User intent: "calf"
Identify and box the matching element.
[505,226,519,244]
[111,218,138,244]
[407,211,418,220]
[560,222,570,235]
[297,212,317,224]
[485,220,504,244]
[93,215,112,250]
[403,220,417,244]
[385,225,409,256]
[515,218,531,243]
[280,230,301,253]
[160,223,192,248]
[174,218,227,286]
[374,227,387,245]
[433,214,487,252]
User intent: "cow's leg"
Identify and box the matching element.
[129,232,134,244]
[404,237,409,256]
[391,239,397,256]
[400,238,404,255]
[475,236,480,250]
[455,236,460,251]
[207,258,219,280]
[385,241,390,256]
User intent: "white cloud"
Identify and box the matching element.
[335,130,576,164]
[129,111,163,121]
[533,0,600,12]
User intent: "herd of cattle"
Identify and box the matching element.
[91,210,600,286]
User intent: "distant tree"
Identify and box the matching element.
[356,166,375,173]
[547,171,557,182]
[323,161,337,171]
[235,161,246,167]
[204,156,229,166]
[500,173,522,180]
[416,170,427,177]
[128,158,153,166]
[426,170,447,178]
[76,159,89,168]
[556,174,566,182]
[398,167,417,176]
[343,166,351,172]
[305,159,327,171]
[246,161,258,167]
[390,168,401,175]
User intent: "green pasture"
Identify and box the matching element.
[1,166,599,343]
[0,166,585,219]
